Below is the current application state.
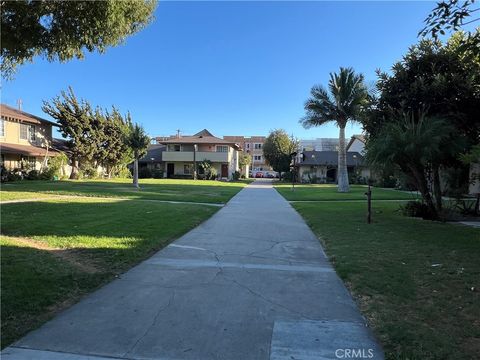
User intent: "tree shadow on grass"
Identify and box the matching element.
[1,180,249,203]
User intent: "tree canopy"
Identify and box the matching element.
[263,129,298,178]
[1,0,157,78]
[42,87,135,179]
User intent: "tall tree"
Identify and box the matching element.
[100,107,133,178]
[125,121,150,188]
[1,0,157,78]
[263,129,298,180]
[42,87,97,179]
[301,67,368,192]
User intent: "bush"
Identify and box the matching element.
[208,167,217,180]
[1,168,23,182]
[138,167,152,178]
[152,168,164,179]
[232,171,241,181]
[399,201,433,219]
[25,169,40,180]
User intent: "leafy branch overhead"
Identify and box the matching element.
[420,0,479,39]
[1,0,157,78]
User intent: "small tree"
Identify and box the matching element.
[301,67,368,192]
[263,129,298,180]
[125,121,150,189]
[238,152,252,174]
[42,87,97,179]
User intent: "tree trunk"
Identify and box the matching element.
[70,155,79,180]
[133,151,139,189]
[432,165,442,212]
[337,125,350,192]
[409,164,438,220]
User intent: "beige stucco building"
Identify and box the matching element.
[223,135,272,172]
[158,129,241,179]
[1,104,60,171]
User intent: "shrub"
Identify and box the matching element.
[399,201,434,219]
[208,167,218,180]
[138,167,152,179]
[25,169,40,180]
[152,168,164,179]
[1,168,23,182]
[232,171,241,181]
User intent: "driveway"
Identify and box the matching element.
[3,180,383,360]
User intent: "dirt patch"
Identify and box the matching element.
[3,236,102,274]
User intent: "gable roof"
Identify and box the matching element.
[158,129,240,149]
[138,144,166,163]
[299,151,364,166]
[1,104,57,126]
[346,134,366,151]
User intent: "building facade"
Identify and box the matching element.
[157,129,241,179]
[299,138,339,152]
[1,104,60,171]
[223,135,272,172]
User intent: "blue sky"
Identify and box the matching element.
[2,1,436,140]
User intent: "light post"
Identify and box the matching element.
[290,152,297,191]
[193,144,198,180]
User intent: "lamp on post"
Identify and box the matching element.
[290,152,297,191]
[193,144,198,180]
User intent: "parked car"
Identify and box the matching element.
[255,172,264,178]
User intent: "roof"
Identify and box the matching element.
[299,151,364,166]
[139,144,165,163]
[0,104,58,126]
[346,134,366,151]
[0,143,60,157]
[158,129,240,149]
[52,138,71,153]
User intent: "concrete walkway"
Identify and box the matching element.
[3,180,383,360]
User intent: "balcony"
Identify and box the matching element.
[162,151,230,163]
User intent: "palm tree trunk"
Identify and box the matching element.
[133,150,139,189]
[337,125,350,192]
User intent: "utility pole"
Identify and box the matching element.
[17,98,23,111]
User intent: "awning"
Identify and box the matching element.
[0,143,60,157]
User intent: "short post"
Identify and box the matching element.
[365,184,372,224]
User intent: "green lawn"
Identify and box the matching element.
[288,199,480,359]
[275,183,419,201]
[1,195,220,348]
[1,178,252,203]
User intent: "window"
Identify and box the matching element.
[254,143,262,149]
[0,119,4,137]
[254,155,262,161]
[20,156,36,170]
[184,164,193,175]
[20,124,28,140]
[216,145,228,153]
[29,125,36,141]
[168,144,181,151]
[246,143,250,149]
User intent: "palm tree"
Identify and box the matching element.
[366,113,455,219]
[301,67,368,192]
[125,122,150,189]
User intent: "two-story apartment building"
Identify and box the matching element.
[158,129,241,179]
[223,135,272,172]
[1,104,60,171]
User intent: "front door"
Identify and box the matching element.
[221,164,228,178]
[167,163,174,178]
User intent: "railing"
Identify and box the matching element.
[163,151,230,163]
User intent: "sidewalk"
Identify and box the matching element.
[3,180,383,360]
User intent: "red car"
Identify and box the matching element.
[255,172,264,178]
